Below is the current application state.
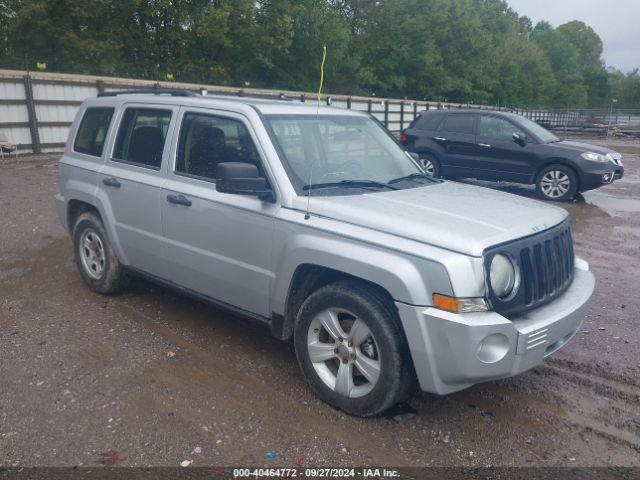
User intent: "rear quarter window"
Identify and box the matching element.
[73,107,115,157]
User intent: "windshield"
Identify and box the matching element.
[513,115,560,143]
[264,114,423,194]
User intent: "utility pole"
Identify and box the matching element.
[607,98,618,137]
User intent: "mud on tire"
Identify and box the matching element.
[72,211,127,294]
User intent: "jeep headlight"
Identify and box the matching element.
[580,151,607,163]
[489,254,517,298]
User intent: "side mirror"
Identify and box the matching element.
[513,132,527,145]
[216,162,274,201]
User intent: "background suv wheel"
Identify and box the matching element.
[294,281,416,417]
[419,154,440,178]
[73,211,127,294]
[536,164,578,202]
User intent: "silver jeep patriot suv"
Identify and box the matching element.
[56,90,595,417]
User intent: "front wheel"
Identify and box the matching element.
[294,281,416,417]
[535,164,578,201]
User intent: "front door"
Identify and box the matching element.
[160,108,277,318]
[99,105,177,277]
[475,114,537,182]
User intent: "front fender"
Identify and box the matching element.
[270,228,453,316]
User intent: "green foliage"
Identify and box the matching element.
[1,0,638,108]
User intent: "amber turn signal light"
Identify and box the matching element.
[432,293,489,314]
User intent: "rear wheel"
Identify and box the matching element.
[536,164,578,201]
[73,212,127,294]
[294,281,415,417]
[418,154,440,178]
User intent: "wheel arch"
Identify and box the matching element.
[63,186,128,265]
[413,148,441,163]
[273,264,398,341]
[67,199,102,232]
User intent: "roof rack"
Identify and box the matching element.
[98,88,197,97]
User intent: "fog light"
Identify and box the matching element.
[476,333,510,363]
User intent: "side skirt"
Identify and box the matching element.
[125,266,273,330]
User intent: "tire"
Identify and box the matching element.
[418,154,440,178]
[294,281,416,417]
[72,211,127,294]
[535,164,578,201]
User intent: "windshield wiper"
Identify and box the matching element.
[303,179,399,191]
[388,172,437,184]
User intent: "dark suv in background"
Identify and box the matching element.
[399,109,624,201]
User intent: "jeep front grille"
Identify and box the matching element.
[483,218,575,317]
[519,226,574,306]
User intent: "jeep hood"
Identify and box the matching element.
[295,182,568,257]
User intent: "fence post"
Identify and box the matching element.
[96,80,105,95]
[300,93,305,103]
[414,102,418,117]
[347,96,352,109]
[367,99,372,114]
[399,101,404,131]
[23,74,41,154]
[384,100,389,128]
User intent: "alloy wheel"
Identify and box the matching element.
[540,170,570,199]
[79,229,106,280]
[307,308,381,398]
[420,157,435,176]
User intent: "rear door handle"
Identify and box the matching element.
[478,143,491,148]
[102,177,121,188]
[434,136,446,142]
[166,193,192,207]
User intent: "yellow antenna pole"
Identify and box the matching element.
[317,45,327,105]
[306,45,328,220]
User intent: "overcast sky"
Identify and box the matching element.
[506,0,640,73]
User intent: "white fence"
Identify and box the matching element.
[0,68,475,154]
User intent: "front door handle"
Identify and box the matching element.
[478,143,491,148]
[434,136,446,142]
[166,193,192,207]
[102,177,121,188]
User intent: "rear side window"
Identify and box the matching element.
[73,107,114,157]
[439,114,475,135]
[113,108,172,169]
[414,113,444,131]
[175,112,262,181]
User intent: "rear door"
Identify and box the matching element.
[475,114,537,182]
[435,113,479,177]
[99,104,178,277]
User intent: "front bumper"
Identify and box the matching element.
[396,258,595,394]
[579,164,624,191]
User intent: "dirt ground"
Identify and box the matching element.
[1,140,639,469]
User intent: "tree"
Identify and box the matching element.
[0,0,635,108]
[531,21,588,107]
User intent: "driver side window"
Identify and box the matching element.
[175,112,262,182]
[479,116,525,141]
